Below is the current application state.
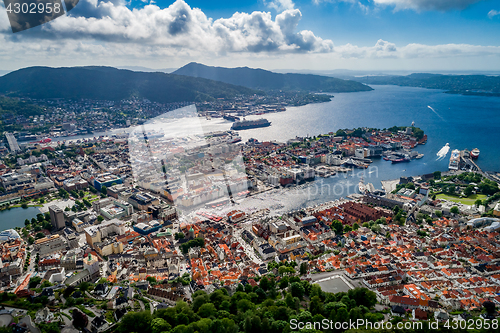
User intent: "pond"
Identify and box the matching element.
[0,206,42,230]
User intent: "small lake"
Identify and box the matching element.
[0,207,42,230]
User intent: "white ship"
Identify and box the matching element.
[448,149,460,171]
[358,177,367,194]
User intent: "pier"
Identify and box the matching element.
[460,150,500,184]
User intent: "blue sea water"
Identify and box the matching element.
[234,85,500,174]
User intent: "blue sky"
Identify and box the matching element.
[0,0,500,71]
[143,0,500,46]
[186,0,500,45]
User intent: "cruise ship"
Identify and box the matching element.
[449,149,460,170]
[231,118,271,130]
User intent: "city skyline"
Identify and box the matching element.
[0,0,499,71]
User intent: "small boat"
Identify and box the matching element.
[470,148,480,159]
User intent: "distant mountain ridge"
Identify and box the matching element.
[0,66,260,103]
[352,73,500,96]
[173,62,373,93]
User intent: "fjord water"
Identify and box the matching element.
[216,84,500,210]
[45,85,500,212]
[229,85,500,175]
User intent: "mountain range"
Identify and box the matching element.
[351,73,500,96]
[173,62,372,93]
[0,64,374,104]
[0,66,260,103]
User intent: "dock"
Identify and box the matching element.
[459,150,500,185]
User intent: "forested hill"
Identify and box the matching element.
[0,66,260,103]
[351,73,500,96]
[173,62,373,93]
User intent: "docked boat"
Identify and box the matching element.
[470,148,480,159]
[223,114,240,122]
[358,177,367,194]
[448,149,460,170]
[231,118,271,130]
[391,157,410,164]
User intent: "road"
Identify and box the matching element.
[19,315,40,333]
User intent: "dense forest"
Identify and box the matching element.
[118,281,379,333]
[115,277,497,333]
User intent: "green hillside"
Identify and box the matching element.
[0,66,261,103]
[173,62,373,93]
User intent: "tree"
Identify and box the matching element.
[146,276,157,284]
[198,303,216,318]
[35,232,45,239]
[300,262,308,275]
[290,282,305,298]
[464,185,474,197]
[37,213,44,223]
[29,276,42,288]
[433,171,441,180]
[479,179,500,195]
[309,295,324,316]
[278,266,294,276]
[475,199,483,207]
[21,203,28,209]
[352,223,359,230]
[279,276,289,289]
[28,237,34,244]
[331,220,343,234]
[237,299,254,313]
[119,311,152,333]
[151,318,171,333]
[101,186,107,195]
[97,215,104,223]
[450,206,459,214]
[259,276,270,291]
[72,309,88,329]
[24,219,30,226]
[435,210,443,218]
[79,281,90,292]
[175,232,185,240]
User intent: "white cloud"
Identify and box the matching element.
[0,0,499,70]
[488,10,500,19]
[313,0,484,12]
[12,0,332,54]
[265,0,295,12]
[371,0,483,12]
[333,39,500,59]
